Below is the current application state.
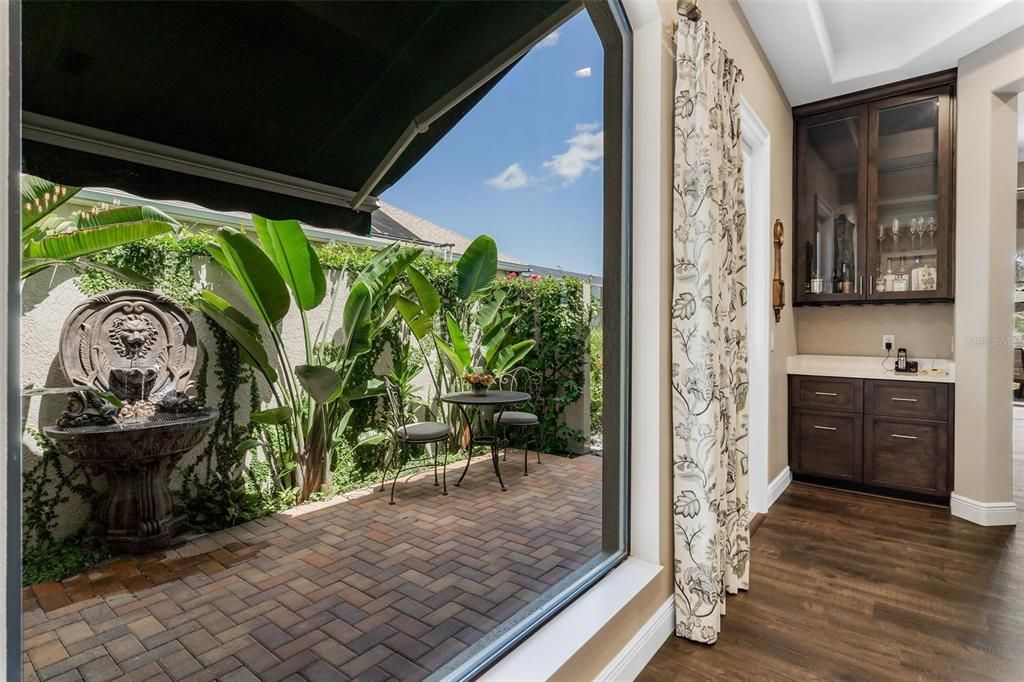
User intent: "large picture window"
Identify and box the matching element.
[7,2,629,679]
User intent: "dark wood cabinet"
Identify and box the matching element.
[793,70,956,305]
[789,375,954,502]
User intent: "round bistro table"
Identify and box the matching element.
[440,390,531,491]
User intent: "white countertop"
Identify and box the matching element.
[787,354,955,383]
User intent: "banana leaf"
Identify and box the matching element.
[456,234,497,300]
[445,312,471,370]
[208,227,290,326]
[490,340,536,375]
[253,215,326,311]
[396,296,432,339]
[196,291,279,383]
[251,406,293,425]
[295,364,345,404]
[341,280,373,358]
[407,266,440,316]
[20,174,80,230]
[24,206,178,261]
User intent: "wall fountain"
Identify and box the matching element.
[44,290,217,553]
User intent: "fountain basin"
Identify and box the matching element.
[44,408,217,553]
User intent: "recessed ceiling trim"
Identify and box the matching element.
[738,0,1024,106]
[21,112,378,211]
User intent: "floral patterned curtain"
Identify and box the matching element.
[671,16,749,645]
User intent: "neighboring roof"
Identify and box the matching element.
[373,202,524,264]
[21,1,575,234]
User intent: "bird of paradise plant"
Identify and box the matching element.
[197,216,421,501]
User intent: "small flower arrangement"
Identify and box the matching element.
[463,371,495,394]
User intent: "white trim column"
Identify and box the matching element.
[740,97,773,514]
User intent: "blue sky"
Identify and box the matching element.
[381,11,604,276]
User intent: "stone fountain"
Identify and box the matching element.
[44,290,217,553]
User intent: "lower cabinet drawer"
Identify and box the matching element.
[864,417,949,496]
[792,410,862,481]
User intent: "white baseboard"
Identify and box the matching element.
[596,597,674,682]
[950,493,1018,526]
[767,466,792,510]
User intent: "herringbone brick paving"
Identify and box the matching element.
[22,453,602,681]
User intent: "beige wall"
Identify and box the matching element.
[953,28,1023,507]
[796,304,955,359]
[555,0,797,675]
[699,0,797,484]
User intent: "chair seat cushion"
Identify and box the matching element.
[494,410,539,426]
[396,422,451,443]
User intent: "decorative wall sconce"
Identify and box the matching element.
[772,219,785,323]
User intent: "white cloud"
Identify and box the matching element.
[539,30,560,47]
[543,125,604,185]
[574,67,592,79]
[486,163,530,190]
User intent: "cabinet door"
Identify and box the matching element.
[866,88,954,301]
[864,417,949,496]
[791,410,862,481]
[794,106,868,304]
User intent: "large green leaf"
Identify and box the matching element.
[491,340,536,375]
[396,296,432,339]
[75,205,179,231]
[295,364,345,403]
[210,227,290,326]
[445,312,471,370]
[20,174,80,231]
[251,406,293,425]
[434,336,466,376]
[407,266,440,316]
[355,243,423,302]
[456,235,497,300]
[24,206,178,261]
[475,288,508,330]
[253,215,326,311]
[482,328,508,365]
[341,280,373,358]
[196,291,278,383]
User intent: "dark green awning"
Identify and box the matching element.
[21,0,575,233]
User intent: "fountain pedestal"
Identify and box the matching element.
[43,290,217,553]
[46,410,216,553]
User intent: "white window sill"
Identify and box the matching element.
[482,557,665,681]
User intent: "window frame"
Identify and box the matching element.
[438,0,633,677]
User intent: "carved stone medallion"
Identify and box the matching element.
[59,289,198,402]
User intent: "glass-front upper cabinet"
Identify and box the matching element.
[793,72,956,306]
[866,89,954,301]
[794,107,868,304]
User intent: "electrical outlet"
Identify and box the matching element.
[882,334,895,352]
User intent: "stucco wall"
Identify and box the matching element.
[19,258,348,541]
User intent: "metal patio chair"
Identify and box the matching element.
[380,379,451,504]
[495,367,542,476]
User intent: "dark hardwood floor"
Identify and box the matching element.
[640,420,1024,681]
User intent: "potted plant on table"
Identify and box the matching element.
[463,369,495,396]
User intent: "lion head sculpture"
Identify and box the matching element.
[108,313,158,360]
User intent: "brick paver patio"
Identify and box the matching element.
[22,453,602,681]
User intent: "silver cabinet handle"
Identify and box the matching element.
[891,397,918,402]
[858,276,862,295]
[869,275,873,292]
[891,433,918,440]
[814,391,838,397]
[813,425,837,431]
